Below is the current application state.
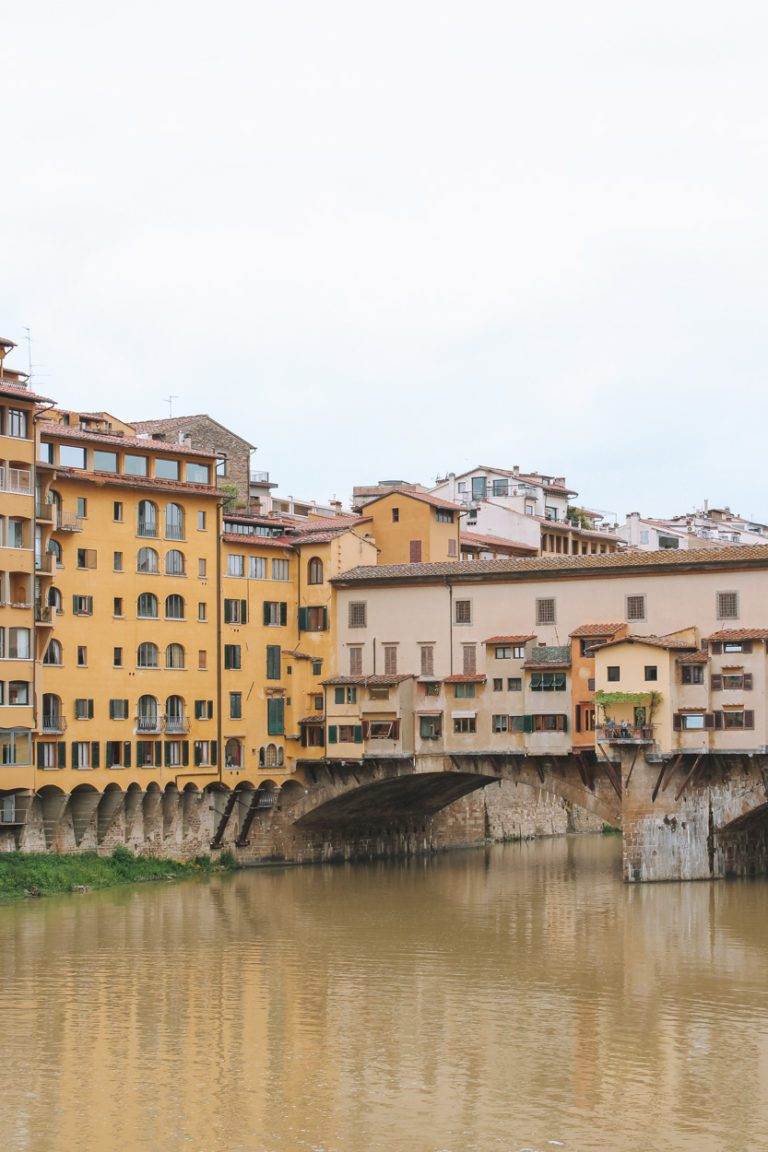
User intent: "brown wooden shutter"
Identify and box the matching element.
[745,709,755,729]
[673,713,681,731]
[714,710,724,729]
[744,673,753,690]
[409,540,422,562]
[704,713,714,729]
[711,674,722,691]
[711,641,722,654]
[742,641,753,654]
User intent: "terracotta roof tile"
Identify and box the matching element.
[299,715,325,724]
[461,531,538,554]
[322,674,413,686]
[570,622,625,638]
[594,633,698,652]
[38,420,218,459]
[678,652,710,664]
[484,634,535,645]
[364,486,462,512]
[0,381,54,403]
[51,466,219,498]
[221,532,294,549]
[131,414,255,449]
[443,673,487,684]
[333,545,768,585]
[707,629,768,641]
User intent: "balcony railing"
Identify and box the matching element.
[34,553,52,573]
[35,603,52,624]
[137,521,157,538]
[40,714,66,734]
[165,525,184,540]
[135,715,165,734]
[597,724,654,744]
[35,502,54,522]
[0,467,32,495]
[250,470,270,484]
[55,513,83,533]
[527,645,571,666]
[165,716,189,734]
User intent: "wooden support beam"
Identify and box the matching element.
[625,745,641,789]
[651,755,680,803]
[674,754,704,802]
[597,743,622,799]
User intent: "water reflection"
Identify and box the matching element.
[2,837,768,1152]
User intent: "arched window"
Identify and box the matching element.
[137,546,158,573]
[307,557,324,585]
[47,586,62,611]
[258,746,265,767]
[265,743,278,767]
[42,639,62,666]
[225,738,242,768]
[165,503,184,540]
[277,746,284,767]
[137,592,158,619]
[165,643,185,669]
[165,594,184,619]
[165,549,185,576]
[137,642,159,668]
[165,695,186,732]
[42,693,63,731]
[137,500,158,538]
[137,694,159,731]
[47,539,62,565]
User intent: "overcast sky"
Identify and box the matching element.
[2,1,767,520]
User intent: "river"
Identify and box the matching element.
[1,836,768,1152]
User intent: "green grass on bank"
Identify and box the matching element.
[0,846,238,901]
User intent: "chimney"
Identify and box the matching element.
[330,500,343,512]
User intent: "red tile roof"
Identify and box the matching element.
[38,420,218,459]
[678,652,709,664]
[333,545,768,585]
[131,414,255,449]
[570,622,625,638]
[299,715,325,724]
[707,629,768,641]
[50,465,219,498]
[0,381,54,403]
[534,515,624,542]
[443,673,487,683]
[364,485,462,512]
[221,532,294,550]
[484,634,535,645]
[461,531,538,554]
[593,633,698,652]
[322,675,414,686]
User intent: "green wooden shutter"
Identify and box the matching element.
[328,725,338,744]
[154,741,162,767]
[194,742,202,767]
[263,602,270,625]
[298,606,308,632]
[268,698,285,735]
[36,742,45,769]
[353,725,363,744]
[182,741,189,766]
[123,741,132,767]
[240,599,247,623]
[71,741,78,768]
[280,602,287,626]
[91,742,100,768]
[334,686,344,705]
[211,740,218,766]
[523,715,534,733]
[322,606,328,631]
[267,645,281,680]
[58,742,66,769]
[164,742,171,767]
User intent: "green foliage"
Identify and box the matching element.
[602,823,622,836]
[567,505,593,529]
[221,483,239,512]
[0,850,234,902]
[219,850,238,871]
[595,690,661,707]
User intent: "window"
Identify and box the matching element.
[349,601,367,628]
[8,628,31,659]
[450,601,471,628]
[639,530,650,545]
[227,554,245,578]
[681,713,706,730]
[193,741,214,766]
[8,681,29,705]
[658,535,679,549]
[197,601,207,622]
[267,697,285,736]
[626,595,646,622]
[531,714,568,732]
[307,557,324,584]
[263,601,287,626]
[74,698,94,720]
[59,444,86,468]
[682,665,704,685]
[723,710,754,729]
[391,507,400,522]
[42,639,62,665]
[530,672,566,691]
[198,650,207,670]
[187,462,210,484]
[165,503,184,539]
[138,592,158,619]
[76,548,97,569]
[382,644,397,674]
[313,693,324,711]
[545,505,558,521]
[124,454,148,476]
[224,598,248,624]
[224,644,241,670]
[524,502,535,516]
[77,645,87,667]
[410,540,422,562]
[72,595,93,615]
[109,699,129,720]
[494,645,526,660]
[194,699,214,720]
[249,556,266,579]
[198,558,207,578]
[420,715,442,740]
[448,538,457,557]
[165,644,185,669]
[493,677,503,691]
[369,686,389,701]
[334,686,358,704]
[0,730,32,766]
[197,511,206,530]
[420,645,434,677]
[39,440,53,463]
[137,500,158,536]
[137,642,159,668]
[436,509,454,523]
[7,408,29,438]
[349,647,363,676]
[311,659,323,676]
[607,666,620,682]
[453,717,476,734]
[72,742,95,769]
[271,558,289,581]
[76,497,88,518]
[507,677,522,691]
[492,715,509,733]
[113,551,123,572]
[644,666,658,681]
[455,682,476,698]
[94,450,117,472]
[105,741,130,768]
[229,692,242,719]
[136,740,158,766]
[536,598,556,625]
[216,457,228,478]
[266,645,281,680]
[156,459,180,481]
[299,605,328,632]
[165,594,184,619]
[165,549,185,576]
[113,647,122,668]
[137,546,158,573]
[717,591,739,620]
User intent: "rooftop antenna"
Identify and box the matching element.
[164,394,179,417]
[22,327,32,379]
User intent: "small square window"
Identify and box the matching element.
[716,591,739,620]
[392,507,400,522]
[455,599,471,624]
[198,602,207,622]
[644,665,658,681]
[536,598,556,625]
[607,666,620,682]
[77,646,87,667]
[626,594,646,622]
[113,647,123,668]
[199,558,207,578]
[113,597,123,617]
[113,551,123,572]
[77,497,88,518]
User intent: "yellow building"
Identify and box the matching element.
[359,487,461,565]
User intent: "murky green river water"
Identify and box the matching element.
[1,836,767,1152]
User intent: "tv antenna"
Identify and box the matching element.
[22,327,33,378]
[164,394,179,417]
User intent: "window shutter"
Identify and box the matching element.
[321,606,328,631]
[743,641,753,654]
[704,713,714,729]
[194,742,202,767]
[354,725,363,744]
[673,713,681,731]
[714,710,724,729]
[334,687,344,704]
[561,715,568,733]
[211,740,218,766]
[298,607,308,632]
[241,599,247,623]
[711,674,722,691]
[164,742,171,767]
[36,742,45,769]
[744,673,753,690]
[88,700,94,719]
[328,725,338,744]
[71,742,78,768]
[712,642,722,655]
[207,701,214,719]
[106,742,115,768]
[154,741,162,767]
[58,742,66,769]
[182,741,189,766]
[280,602,287,626]
[109,699,115,720]
[263,602,270,626]
[745,709,755,729]
[123,742,132,767]
[90,741,99,768]
[523,715,533,733]
[409,539,422,563]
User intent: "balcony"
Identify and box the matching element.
[55,513,83,533]
[250,470,271,484]
[34,553,52,573]
[137,521,158,538]
[0,467,32,495]
[35,502,54,522]
[165,716,190,734]
[40,713,67,735]
[526,646,571,666]
[135,715,165,734]
[597,724,654,745]
[35,603,52,624]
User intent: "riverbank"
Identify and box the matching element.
[0,846,238,901]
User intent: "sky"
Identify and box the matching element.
[2,1,768,521]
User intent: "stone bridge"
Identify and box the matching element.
[3,749,768,881]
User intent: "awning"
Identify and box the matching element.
[416,709,443,717]
[451,710,477,720]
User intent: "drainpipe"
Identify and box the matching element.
[447,578,454,675]
[215,495,223,784]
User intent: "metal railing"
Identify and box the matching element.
[597,724,654,743]
[56,513,83,532]
[35,502,54,521]
[137,521,158,538]
[250,470,270,484]
[0,467,32,495]
[165,716,189,734]
[40,714,67,734]
[35,604,52,624]
[165,526,185,540]
[34,553,53,573]
[135,715,165,734]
